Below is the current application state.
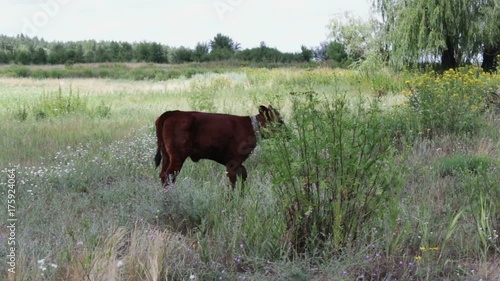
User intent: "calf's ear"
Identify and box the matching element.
[259,105,268,115]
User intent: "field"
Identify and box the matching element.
[0,64,499,281]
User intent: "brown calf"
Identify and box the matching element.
[154,105,284,188]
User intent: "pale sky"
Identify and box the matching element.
[0,0,372,52]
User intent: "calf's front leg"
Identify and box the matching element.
[225,162,247,190]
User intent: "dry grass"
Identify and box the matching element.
[52,225,204,281]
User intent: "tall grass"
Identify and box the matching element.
[11,87,111,121]
[0,65,498,280]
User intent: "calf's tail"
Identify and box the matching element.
[154,147,161,168]
[154,113,166,168]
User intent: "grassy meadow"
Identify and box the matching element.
[0,64,499,281]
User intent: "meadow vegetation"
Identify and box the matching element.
[0,63,498,280]
[0,62,239,81]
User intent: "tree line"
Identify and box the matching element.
[4,0,497,72]
[0,33,350,66]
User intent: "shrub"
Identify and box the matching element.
[50,69,64,78]
[263,93,403,256]
[404,67,497,137]
[13,66,31,77]
[437,154,495,177]
[130,68,151,80]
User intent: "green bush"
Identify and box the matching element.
[437,154,495,177]
[404,67,496,137]
[263,94,403,255]
[13,66,31,77]
[50,69,64,78]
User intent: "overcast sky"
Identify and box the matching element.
[1,0,372,52]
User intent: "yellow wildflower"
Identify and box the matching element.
[419,246,439,252]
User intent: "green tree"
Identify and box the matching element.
[121,42,134,62]
[327,41,348,63]
[234,42,291,63]
[0,50,9,64]
[313,41,330,61]
[74,45,84,63]
[134,42,150,62]
[83,40,98,63]
[209,48,234,61]
[314,41,348,63]
[300,45,313,62]
[48,43,67,64]
[32,47,47,64]
[327,12,380,62]
[65,44,84,63]
[192,42,209,62]
[133,42,166,63]
[209,33,240,60]
[149,42,166,63]
[95,45,111,62]
[109,41,121,61]
[169,46,193,63]
[372,0,500,71]
[479,0,500,72]
[15,50,32,65]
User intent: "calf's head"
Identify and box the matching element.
[257,105,286,137]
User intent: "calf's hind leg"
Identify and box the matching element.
[165,155,187,187]
[159,151,170,185]
[162,116,193,188]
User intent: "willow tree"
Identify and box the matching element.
[480,0,500,72]
[373,0,499,71]
[327,12,381,62]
